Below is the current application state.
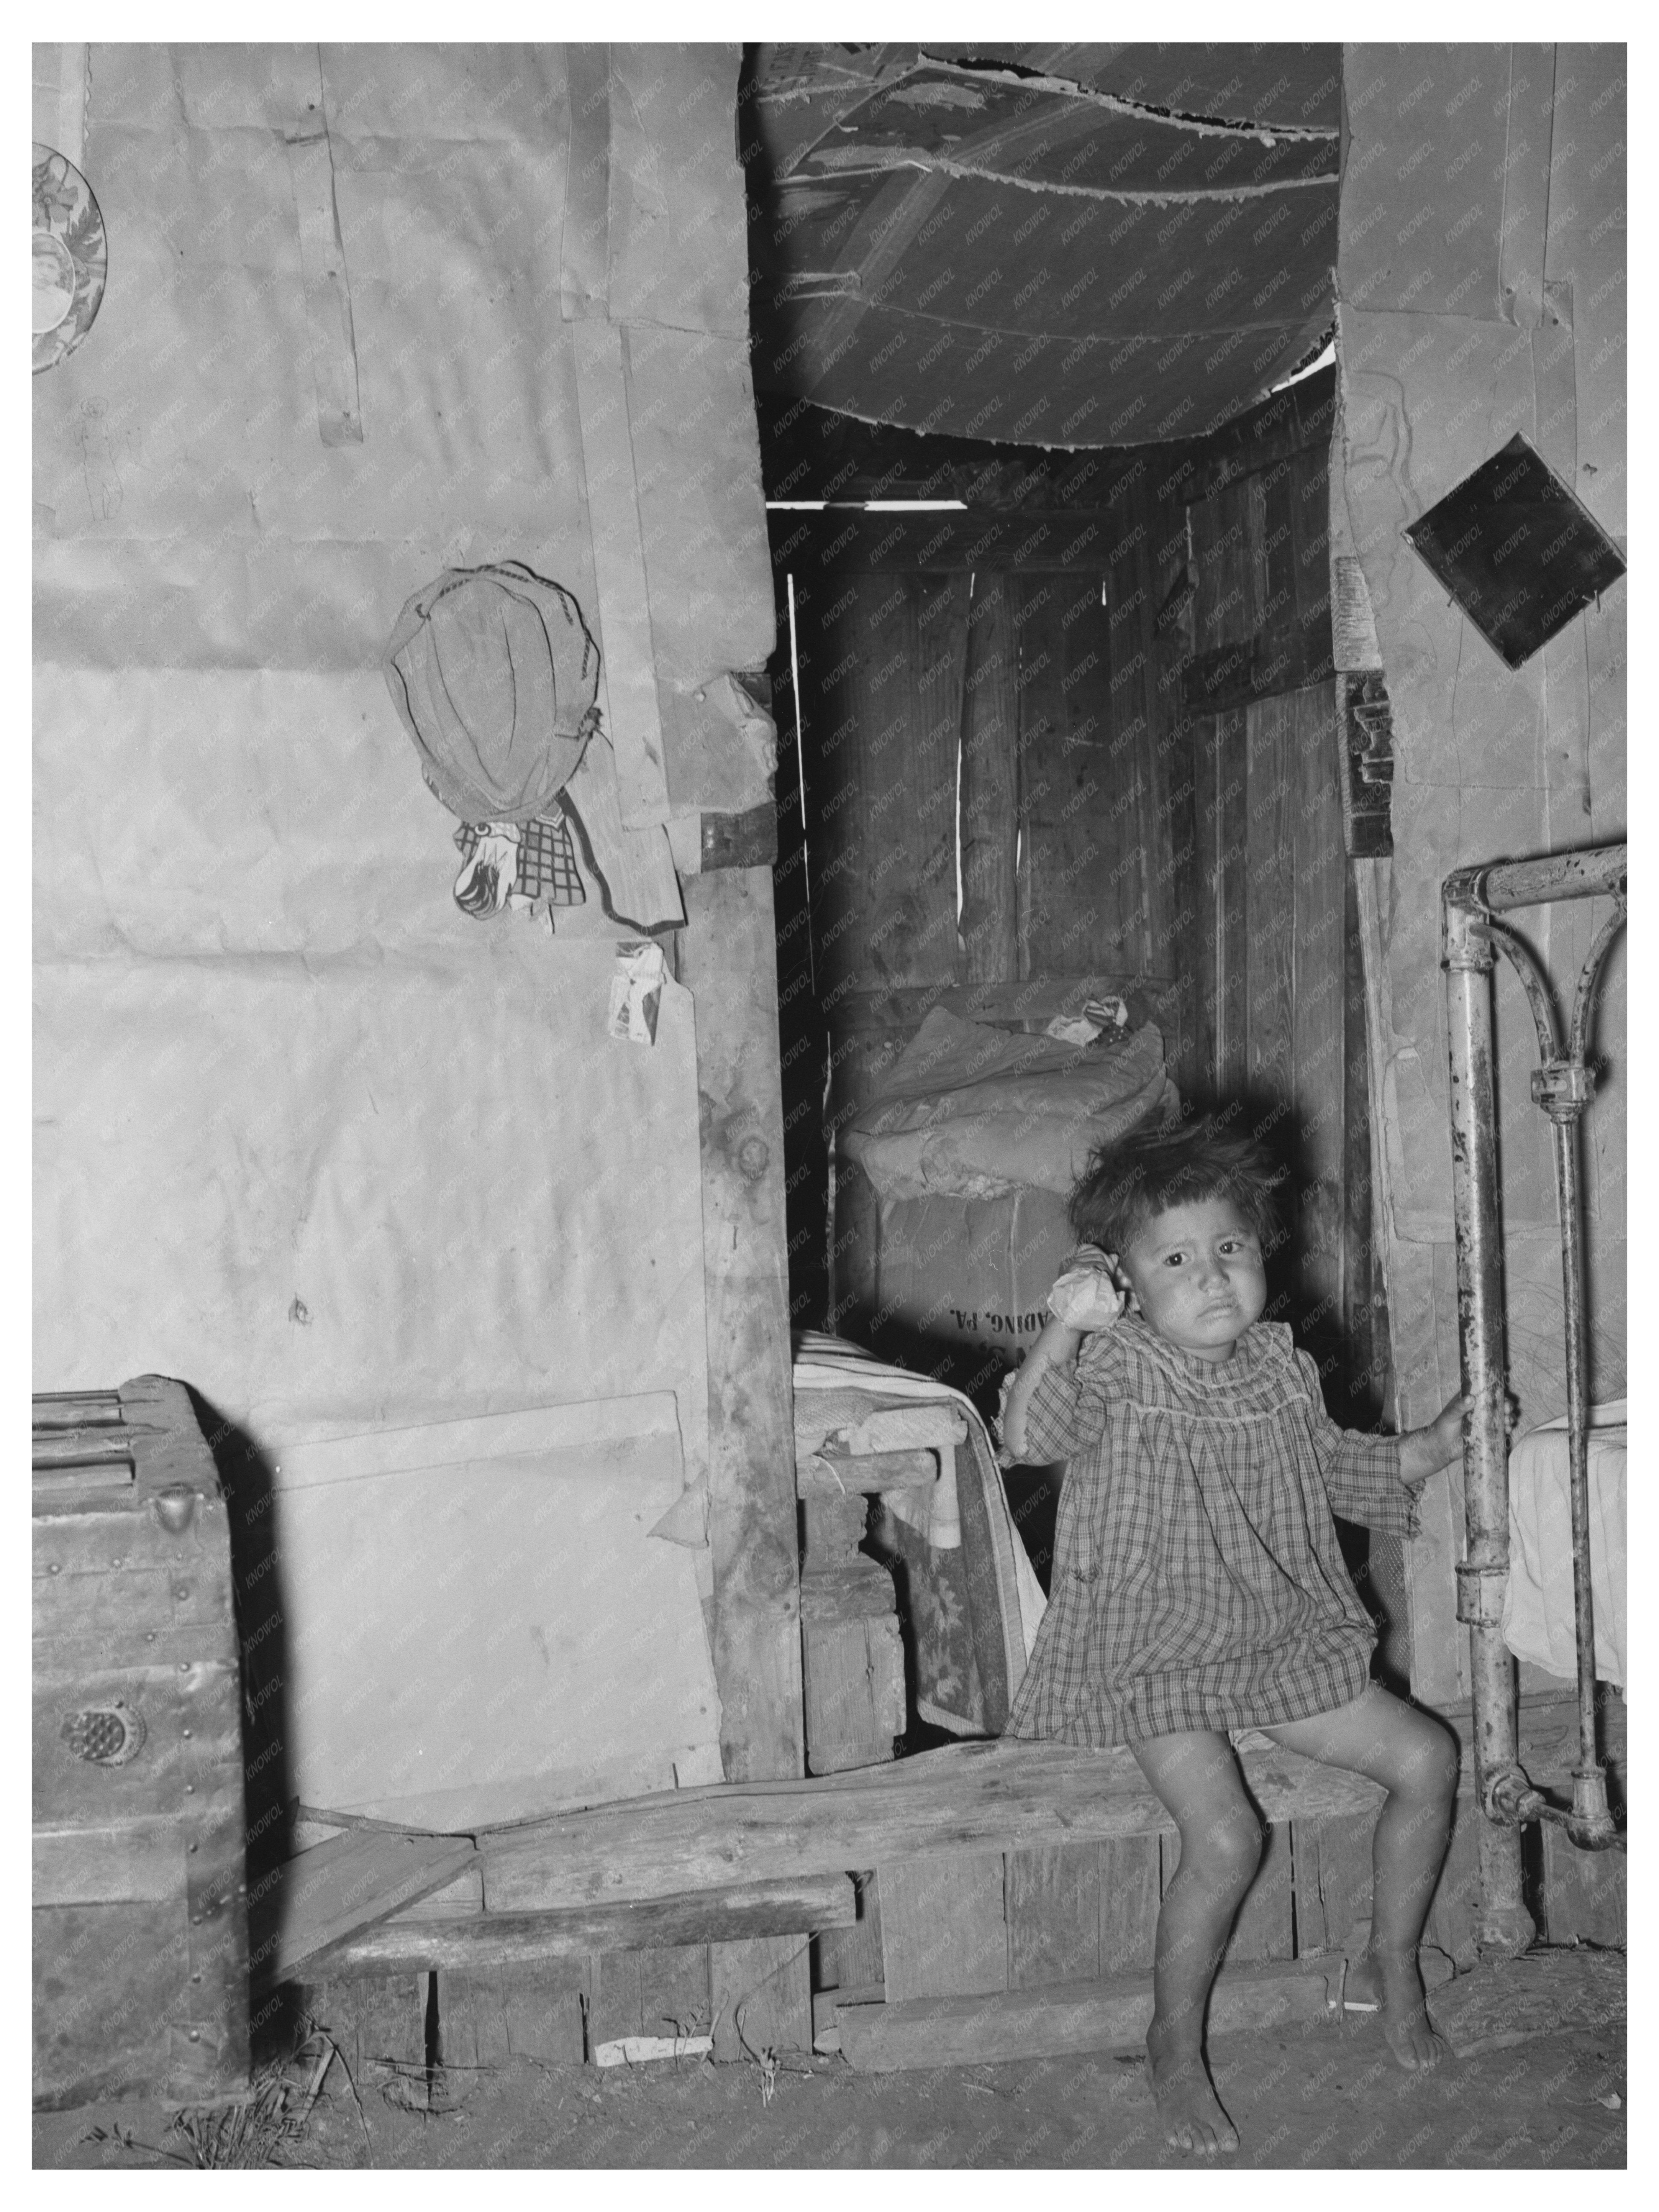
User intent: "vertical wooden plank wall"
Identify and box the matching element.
[1007,1848,1101,1989]
[880,1857,1010,2000]
[1015,574,1149,977]
[1098,1838,1162,1975]
[1213,711,1251,1097]
[1343,867,1384,1409]
[1218,1823,1296,1964]
[578,1947,725,2063]
[791,565,972,1344]
[814,1873,885,2001]
[771,605,831,1333]
[1242,683,1348,1333]
[792,569,970,1131]
[1189,473,1262,661]
[869,1822,1316,2007]
[958,574,1020,987]
[1291,1816,1375,1961]
[439,1968,586,2070]
[1287,684,1349,1333]
[1244,693,1300,1135]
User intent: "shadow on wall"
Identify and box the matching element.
[185,1389,294,2061]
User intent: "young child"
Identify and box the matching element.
[998,1115,1463,2157]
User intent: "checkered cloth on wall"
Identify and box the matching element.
[453,808,585,908]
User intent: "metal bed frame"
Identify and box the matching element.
[1442,840,1627,1953]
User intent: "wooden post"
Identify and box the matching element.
[681,865,804,1782]
[959,574,1019,987]
[680,865,812,2052]
[798,1491,905,1775]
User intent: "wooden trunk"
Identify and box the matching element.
[32,1377,249,2110]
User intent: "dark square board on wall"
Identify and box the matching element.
[1403,433,1625,669]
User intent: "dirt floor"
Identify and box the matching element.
[35,1948,1626,2173]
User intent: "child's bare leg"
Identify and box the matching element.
[1132,1731,1262,2154]
[1265,1687,1459,2069]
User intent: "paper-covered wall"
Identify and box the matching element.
[33,42,730,1424]
[1334,45,1626,1698]
[33,43,774,1812]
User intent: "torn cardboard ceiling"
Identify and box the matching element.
[744,45,1341,446]
[917,44,1343,129]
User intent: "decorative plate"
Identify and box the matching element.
[33,141,106,373]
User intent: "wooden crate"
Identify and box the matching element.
[33,1377,249,2109]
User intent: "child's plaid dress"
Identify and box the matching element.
[1004,1315,1420,1745]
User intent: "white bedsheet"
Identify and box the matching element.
[1501,1401,1626,1691]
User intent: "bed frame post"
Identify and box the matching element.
[1441,894,1536,1956]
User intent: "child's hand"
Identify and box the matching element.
[1047,1246,1127,1332]
[1429,1391,1464,1465]
[1401,1391,1467,1487]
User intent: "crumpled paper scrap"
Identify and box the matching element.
[608,939,666,1045]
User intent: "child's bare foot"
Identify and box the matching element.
[1346,1952,1449,2071]
[1145,2019,1239,2154]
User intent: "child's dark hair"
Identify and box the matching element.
[1069,1113,1284,1255]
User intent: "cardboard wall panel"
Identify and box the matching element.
[1542,50,1627,539]
[626,325,776,681]
[34,49,590,590]
[34,939,711,1440]
[1336,42,1625,1699]
[605,45,749,337]
[1338,47,1513,318]
[268,1404,722,1825]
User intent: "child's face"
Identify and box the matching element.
[1116,1196,1267,1363]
